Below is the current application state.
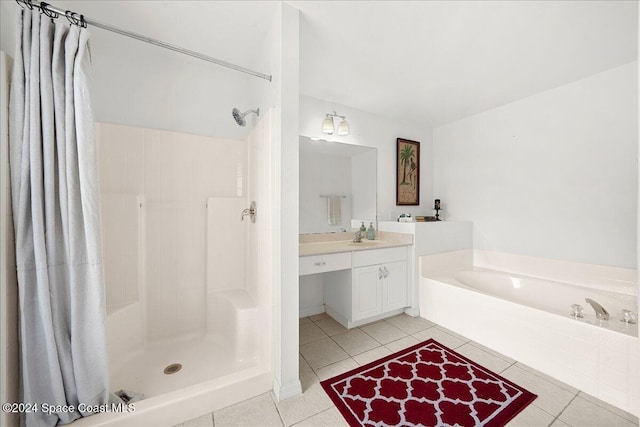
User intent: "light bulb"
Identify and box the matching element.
[322,116,334,134]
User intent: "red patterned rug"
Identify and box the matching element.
[321,339,536,427]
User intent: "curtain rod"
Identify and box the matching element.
[15,0,273,82]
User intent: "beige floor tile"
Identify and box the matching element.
[352,345,393,366]
[384,314,435,334]
[313,317,348,337]
[331,328,380,356]
[300,322,328,345]
[468,340,516,364]
[177,413,214,427]
[578,392,639,424]
[514,362,578,394]
[500,365,575,417]
[361,321,408,344]
[384,336,420,353]
[315,358,359,381]
[292,406,349,427]
[434,325,470,342]
[299,354,313,376]
[558,396,638,427]
[276,373,333,426]
[454,342,513,374]
[412,326,467,349]
[309,313,330,322]
[300,337,349,370]
[299,317,312,325]
[214,392,283,427]
[550,419,571,427]
[506,402,554,427]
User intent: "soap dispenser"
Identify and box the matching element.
[367,222,376,240]
[359,221,366,233]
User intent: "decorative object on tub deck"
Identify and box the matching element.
[415,215,437,222]
[434,198,441,220]
[396,138,420,205]
[321,339,537,427]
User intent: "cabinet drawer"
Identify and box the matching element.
[299,252,352,276]
[352,246,407,267]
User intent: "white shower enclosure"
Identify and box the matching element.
[90,111,274,424]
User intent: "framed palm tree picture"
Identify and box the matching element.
[396,138,420,205]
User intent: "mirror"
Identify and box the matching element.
[299,136,376,234]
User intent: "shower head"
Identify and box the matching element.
[232,107,260,127]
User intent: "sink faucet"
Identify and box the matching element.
[352,231,363,243]
[585,298,609,320]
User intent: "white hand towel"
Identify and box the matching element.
[327,196,342,226]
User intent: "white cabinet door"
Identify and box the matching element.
[382,261,407,312]
[352,265,382,321]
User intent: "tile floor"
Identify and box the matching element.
[176,314,638,427]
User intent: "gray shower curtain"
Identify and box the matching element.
[9,8,108,427]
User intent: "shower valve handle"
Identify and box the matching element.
[241,201,257,223]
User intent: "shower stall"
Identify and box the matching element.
[73,111,275,426]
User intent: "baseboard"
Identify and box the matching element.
[299,305,325,318]
[272,377,302,402]
[403,306,420,317]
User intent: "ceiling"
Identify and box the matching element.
[4,0,636,129]
[293,0,638,127]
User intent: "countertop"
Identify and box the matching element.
[299,231,413,257]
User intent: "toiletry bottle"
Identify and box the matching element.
[367,222,375,240]
[359,222,366,233]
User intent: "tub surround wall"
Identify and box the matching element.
[419,250,638,416]
[474,250,636,296]
[433,62,638,269]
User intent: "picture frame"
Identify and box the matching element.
[396,138,420,205]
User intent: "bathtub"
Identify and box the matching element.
[419,250,638,416]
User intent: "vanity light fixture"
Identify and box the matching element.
[322,111,350,136]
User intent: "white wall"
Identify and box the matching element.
[300,95,434,222]
[250,3,302,401]
[0,1,255,141]
[433,62,638,269]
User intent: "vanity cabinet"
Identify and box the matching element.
[325,246,408,328]
[352,261,406,321]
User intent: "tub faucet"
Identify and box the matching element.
[585,298,609,320]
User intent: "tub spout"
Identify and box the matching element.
[585,298,609,320]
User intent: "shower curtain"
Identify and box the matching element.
[9,8,108,427]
